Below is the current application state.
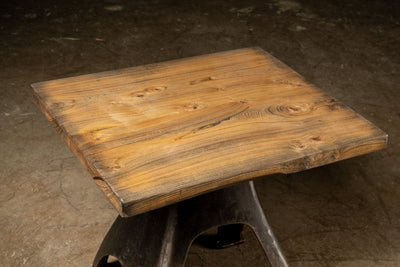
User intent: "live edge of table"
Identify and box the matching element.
[31,47,387,218]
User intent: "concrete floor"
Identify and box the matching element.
[1,0,399,266]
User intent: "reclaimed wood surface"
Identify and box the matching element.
[32,47,387,217]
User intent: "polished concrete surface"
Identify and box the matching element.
[0,0,399,266]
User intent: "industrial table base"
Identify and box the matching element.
[93,181,288,267]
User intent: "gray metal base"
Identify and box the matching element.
[93,181,288,267]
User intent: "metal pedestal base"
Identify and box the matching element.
[93,181,288,267]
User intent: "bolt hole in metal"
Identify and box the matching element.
[98,255,122,266]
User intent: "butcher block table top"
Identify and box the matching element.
[32,47,387,217]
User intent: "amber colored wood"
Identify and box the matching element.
[31,47,387,217]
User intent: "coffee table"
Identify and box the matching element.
[32,47,387,266]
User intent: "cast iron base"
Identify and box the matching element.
[93,181,288,267]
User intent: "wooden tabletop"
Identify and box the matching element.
[32,47,387,217]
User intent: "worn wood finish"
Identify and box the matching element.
[32,47,387,217]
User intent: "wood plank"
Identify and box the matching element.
[31,47,387,217]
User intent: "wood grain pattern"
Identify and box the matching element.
[31,47,387,217]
